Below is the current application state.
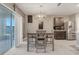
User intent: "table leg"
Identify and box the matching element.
[52,36,54,51]
[27,36,29,51]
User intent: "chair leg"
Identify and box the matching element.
[44,46,46,53]
[27,37,29,52]
[52,38,54,51]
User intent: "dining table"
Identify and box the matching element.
[27,33,54,52]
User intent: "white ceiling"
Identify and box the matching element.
[16,3,79,16]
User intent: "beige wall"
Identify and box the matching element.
[26,15,71,33]
[14,5,27,39]
[75,13,79,48]
[66,15,76,40]
[26,15,54,33]
[15,13,23,46]
[68,14,76,33]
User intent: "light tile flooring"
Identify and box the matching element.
[4,40,79,55]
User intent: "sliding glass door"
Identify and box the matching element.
[0,4,15,54]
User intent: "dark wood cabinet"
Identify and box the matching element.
[54,30,66,40]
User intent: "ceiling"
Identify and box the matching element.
[16,3,79,16]
[0,4,12,15]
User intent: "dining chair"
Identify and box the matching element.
[27,33,36,51]
[35,30,47,53]
[46,33,54,51]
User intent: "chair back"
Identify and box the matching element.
[36,30,46,38]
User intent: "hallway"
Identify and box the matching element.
[4,40,79,55]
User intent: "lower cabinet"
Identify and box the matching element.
[54,30,66,40]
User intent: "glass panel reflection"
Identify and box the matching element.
[0,4,15,54]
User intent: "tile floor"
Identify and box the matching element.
[4,40,79,55]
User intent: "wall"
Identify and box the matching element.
[70,13,79,48]
[75,13,79,48]
[67,14,76,40]
[15,5,27,39]
[27,15,54,33]
[26,15,71,33]
[22,16,27,39]
[26,15,75,40]
[68,14,76,33]
[15,13,23,46]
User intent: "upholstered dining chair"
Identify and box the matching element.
[35,30,47,53]
[27,33,36,51]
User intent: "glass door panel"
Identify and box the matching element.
[0,4,15,54]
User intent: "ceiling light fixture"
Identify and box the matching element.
[39,5,43,18]
[37,5,46,18]
[57,3,62,7]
